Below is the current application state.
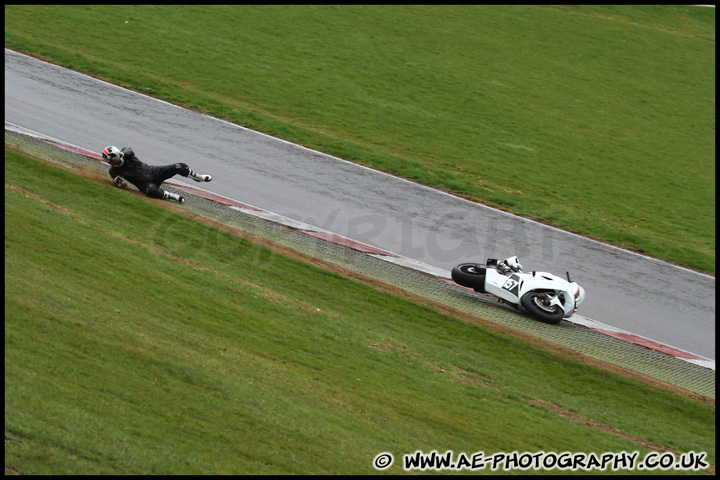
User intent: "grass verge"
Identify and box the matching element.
[5,147,714,474]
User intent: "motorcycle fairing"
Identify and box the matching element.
[501,274,521,297]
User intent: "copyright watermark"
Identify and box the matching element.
[373,450,709,472]
[372,452,394,470]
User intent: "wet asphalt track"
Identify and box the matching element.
[5,49,715,360]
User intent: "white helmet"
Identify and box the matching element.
[102,146,124,166]
[504,256,523,272]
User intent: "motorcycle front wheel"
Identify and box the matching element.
[521,292,564,324]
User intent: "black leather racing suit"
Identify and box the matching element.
[108,147,191,199]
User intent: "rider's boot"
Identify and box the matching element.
[163,191,186,204]
[188,169,212,182]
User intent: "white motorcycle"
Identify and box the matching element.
[451,257,585,324]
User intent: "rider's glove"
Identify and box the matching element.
[114,176,126,188]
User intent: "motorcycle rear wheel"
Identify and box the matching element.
[521,292,564,324]
[451,263,486,292]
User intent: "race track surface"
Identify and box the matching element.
[5,49,715,360]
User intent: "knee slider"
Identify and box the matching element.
[145,183,162,198]
[175,163,190,175]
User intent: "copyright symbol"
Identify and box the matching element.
[373,452,394,470]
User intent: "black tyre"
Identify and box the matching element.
[451,263,487,292]
[521,292,565,324]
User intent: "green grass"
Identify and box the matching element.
[4,148,715,474]
[3,5,715,273]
